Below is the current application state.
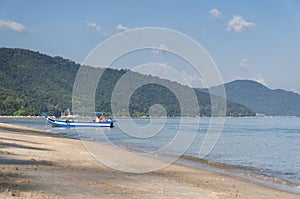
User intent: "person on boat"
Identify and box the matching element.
[98,115,106,122]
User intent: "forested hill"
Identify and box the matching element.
[223,80,300,116]
[0,48,80,116]
[0,47,255,117]
[202,80,300,116]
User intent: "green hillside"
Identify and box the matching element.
[223,80,300,116]
[0,48,255,117]
[0,48,79,116]
[201,80,300,116]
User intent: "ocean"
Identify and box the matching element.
[0,117,299,194]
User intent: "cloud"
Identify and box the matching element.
[227,15,256,32]
[87,22,101,32]
[116,24,129,32]
[253,74,267,86]
[86,21,108,36]
[209,8,222,19]
[153,43,168,53]
[0,19,27,32]
[181,70,206,88]
[240,58,250,70]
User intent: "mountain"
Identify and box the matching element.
[203,80,300,116]
[0,48,79,116]
[0,47,255,117]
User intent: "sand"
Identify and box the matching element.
[0,122,299,199]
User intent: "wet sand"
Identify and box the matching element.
[0,122,299,199]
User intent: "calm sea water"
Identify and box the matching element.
[1,117,299,193]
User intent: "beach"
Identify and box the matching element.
[0,122,299,199]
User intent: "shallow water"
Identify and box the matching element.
[1,117,300,193]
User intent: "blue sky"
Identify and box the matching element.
[0,0,300,93]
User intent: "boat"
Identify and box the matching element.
[43,112,115,128]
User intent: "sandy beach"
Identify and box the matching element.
[0,122,299,199]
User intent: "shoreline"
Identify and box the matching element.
[177,155,300,195]
[1,115,299,119]
[0,122,299,198]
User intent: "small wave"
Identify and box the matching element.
[177,154,300,195]
[179,155,254,171]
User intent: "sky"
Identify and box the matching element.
[0,0,300,93]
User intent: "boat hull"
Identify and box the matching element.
[46,117,114,128]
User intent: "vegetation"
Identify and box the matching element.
[0,48,255,117]
[202,80,300,116]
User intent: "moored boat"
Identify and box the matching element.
[43,112,115,128]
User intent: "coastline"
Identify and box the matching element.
[177,155,300,195]
[1,115,299,119]
[0,122,299,198]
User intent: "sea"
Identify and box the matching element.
[0,116,299,194]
